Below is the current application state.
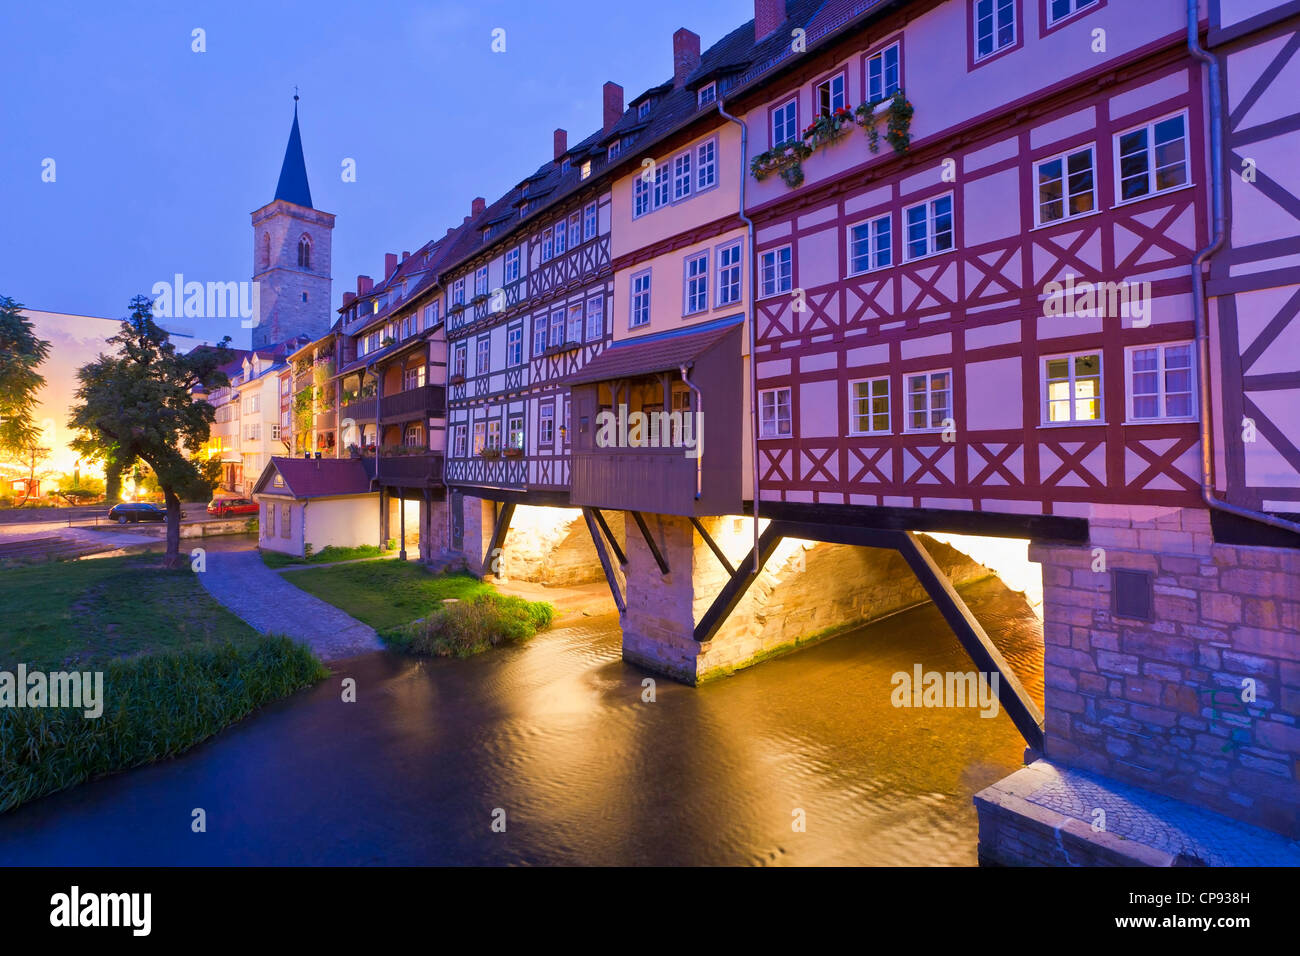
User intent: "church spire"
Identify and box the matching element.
[273,92,313,208]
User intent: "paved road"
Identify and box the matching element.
[198,549,383,660]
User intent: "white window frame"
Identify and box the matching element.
[539,404,555,445]
[472,421,486,455]
[452,277,465,306]
[1114,110,1191,205]
[1125,342,1197,423]
[554,221,567,256]
[684,251,709,315]
[1041,351,1104,425]
[716,239,743,307]
[638,100,651,119]
[696,138,718,191]
[585,295,605,340]
[759,387,793,439]
[506,326,523,367]
[507,414,524,450]
[1046,0,1099,26]
[630,270,652,328]
[697,82,717,108]
[475,266,489,297]
[532,315,547,356]
[848,214,893,275]
[759,245,793,299]
[866,42,901,102]
[1033,144,1097,227]
[973,0,1017,62]
[772,98,798,147]
[504,246,520,283]
[566,303,584,343]
[634,174,651,218]
[568,211,582,248]
[849,377,891,435]
[583,202,598,241]
[903,194,955,262]
[549,308,565,348]
[904,369,953,433]
[475,337,490,375]
[815,71,847,117]
[453,424,467,458]
[673,150,692,201]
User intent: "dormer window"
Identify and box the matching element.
[608,140,622,160]
[638,100,651,119]
[697,82,717,108]
[561,158,571,174]
[580,160,592,180]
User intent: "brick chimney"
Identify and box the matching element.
[402,250,410,261]
[385,253,398,277]
[603,81,624,133]
[553,128,568,161]
[343,291,356,307]
[673,28,700,89]
[471,196,486,217]
[357,275,373,295]
[755,0,786,42]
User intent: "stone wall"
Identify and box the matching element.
[499,508,624,586]
[622,514,996,684]
[1032,505,1300,838]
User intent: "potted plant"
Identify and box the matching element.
[503,445,523,459]
[480,446,501,460]
[346,443,361,458]
[381,336,396,348]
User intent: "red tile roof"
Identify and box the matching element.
[565,315,743,385]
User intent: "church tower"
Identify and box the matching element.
[250,96,335,349]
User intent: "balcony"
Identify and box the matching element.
[371,451,444,489]
[340,394,377,423]
[380,384,446,423]
[315,409,337,430]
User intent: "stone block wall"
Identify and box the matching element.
[500,509,625,586]
[1031,506,1300,838]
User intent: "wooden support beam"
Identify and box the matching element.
[694,522,785,643]
[582,507,626,613]
[630,511,669,575]
[484,501,516,579]
[591,508,627,565]
[690,516,734,575]
[892,530,1045,751]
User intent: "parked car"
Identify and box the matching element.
[107,502,166,524]
[207,497,258,518]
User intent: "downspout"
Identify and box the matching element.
[717,96,762,573]
[679,363,703,500]
[1187,0,1300,536]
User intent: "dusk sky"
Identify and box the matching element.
[0,0,752,347]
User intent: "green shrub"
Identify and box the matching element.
[0,636,327,814]
[387,593,555,658]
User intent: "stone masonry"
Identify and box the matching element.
[1030,505,1300,839]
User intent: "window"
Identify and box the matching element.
[849,215,893,274]
[608,140,622,160]
[472,422,486,455]
[759,387,792,438]
[772,98,798,146]
[549,309,565,348]
[297,236,311,269]
[1047,0,1098,25]
[1035,146,1095,225]
[1043,353,1102,423]
[1117,113,1188,202]
[453,425,467,458]
[301,292,308,303]
[270,423,282,441]
[507,326,523,366]
[866,42,901,102]
[583,202,597,241]
[1127,343,1195,421]
[540,404,555,444]
[717,241,742,306]
[453,344,467,378]
[554,221,567,256]
[638,100,651,119]
[563,398,571,443]
[816,72,846,117]
[533,315,547,356]
[697,82,716,108]
[568,212,581,248]
[673,151,692,201]
[281,504,291,538]
[487,419,501,450]
[542,229,554,261]
[403,364,426,390]
[696,139,717,190]
[585,295,605,340]
[581,160,591,180]
[904,195,954,260]
[452,278,465,306]
[404,423,425,447]
[476,336,490,375]
[652,163,671,209]
[759,245,793,298]
[685,252,709,315]
[561,158,571,174]
[906,370,952,431]
[850,378,891,434]
[631,271,652,328]
[475,267,488,298]
[567,304,584,343]
[634,175,652,217]
[505,246,520,283]
[974,0,1017,61]
[507,415,524,450]
[423,302,439,329]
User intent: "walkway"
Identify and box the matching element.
[199,549,383,660]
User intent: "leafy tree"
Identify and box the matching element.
[69,296,229,567]
[0,296,52,454]
[2,442,52,506]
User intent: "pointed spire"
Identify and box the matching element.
[274,92,313,208]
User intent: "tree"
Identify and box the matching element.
[0,296,52,455]
[2,442,52,506]
[69,295,229,567]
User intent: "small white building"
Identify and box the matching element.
[252,456,378,557]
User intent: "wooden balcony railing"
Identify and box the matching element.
[373,451,444,487]
[380,384,446,422]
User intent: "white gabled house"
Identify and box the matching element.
[252,456,378,556]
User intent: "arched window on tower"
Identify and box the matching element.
[261,233,271,271]
[298,235,312,269]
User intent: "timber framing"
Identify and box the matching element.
[484,501,516,579]
[630,511,669,575]
[582,507,626,613]
[757,500,1088,543]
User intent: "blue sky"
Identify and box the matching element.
[0,0,752,347]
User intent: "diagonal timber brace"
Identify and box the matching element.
[591,508,627,565]
[630,511,669,575]
[484,501,515,579]
[690,516,735,575]
[693,522,785,643]
[582,507,626,613]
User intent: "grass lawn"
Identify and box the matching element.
[281,561,492,636]
[0,555,326,813]
[261,543,391,569]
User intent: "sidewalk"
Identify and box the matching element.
[198,550,383,661]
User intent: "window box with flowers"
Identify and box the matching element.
[449,373,466,386]
[502,446,523,459]
[750,140,814,187]
[448,302,466,315]
[855,90,913,155]
[470,293,489,306]
[479,446,501,460]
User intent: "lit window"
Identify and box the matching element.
[906,370,953,431]
[1035,146,1096,225]
[1043,353,1102,424]
[472,422,486,455]
[580,160,592,180]
[850,378,891,434]
[759,387,792,438]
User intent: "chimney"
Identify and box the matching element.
[357,275,373,295]
[385,253,398,277]
[755,0,786,42]
[471,196,486,217]
[343,291,356,307]
[603,81,624,133]
[673,28,700,89]
[553,128,567,161]
[402,251,410,262]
